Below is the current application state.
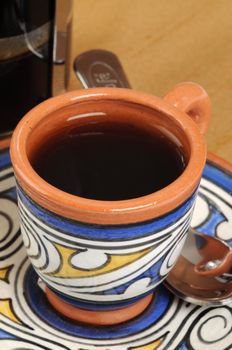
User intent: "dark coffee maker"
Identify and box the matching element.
[0,0,55,134]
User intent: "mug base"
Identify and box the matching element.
[45,287,153,326]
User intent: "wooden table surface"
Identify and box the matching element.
[56,0,232,163]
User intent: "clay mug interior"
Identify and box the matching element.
[10,83,211,325]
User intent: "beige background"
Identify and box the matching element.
[56,0,232,162]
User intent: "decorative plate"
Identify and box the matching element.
[0,139,232,350]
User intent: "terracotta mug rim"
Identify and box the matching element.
[10,87,206,225]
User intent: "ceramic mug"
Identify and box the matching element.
[10,83,211,325]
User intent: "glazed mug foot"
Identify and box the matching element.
[45,287,153,326]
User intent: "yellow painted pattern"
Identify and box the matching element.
[0,266,11,282]
[0,299,21,324]
[131,338,162,349]
[49,244,151,278]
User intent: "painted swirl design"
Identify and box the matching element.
[17,193,193,303]
[0,149,231,350]
[189,307,232,349]
[0,165,21,260]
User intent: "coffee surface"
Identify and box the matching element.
[31,122,186,200]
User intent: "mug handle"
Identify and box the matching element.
[74,51,211,135]
[163,82,211,135]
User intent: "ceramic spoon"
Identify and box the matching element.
[186,228,232,281]
[165,228,232,306]
[73,49,232,306]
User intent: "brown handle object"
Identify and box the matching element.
[73,49,131,88]
[163,82,211,135]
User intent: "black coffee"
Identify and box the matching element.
[31,122,186,201]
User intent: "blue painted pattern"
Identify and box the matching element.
[203,162,232,193]
[16,157,194,312]
[0,329,16,340]
[0,145,232,349]
[0,148,11,169]
[17,185,196,239]
[25,267,171,339]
